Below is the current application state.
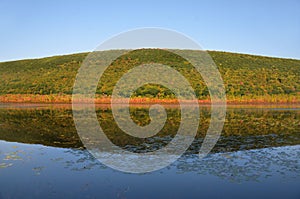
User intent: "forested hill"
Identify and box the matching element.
[0,49,299,101]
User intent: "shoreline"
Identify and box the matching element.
[0,94,300,105]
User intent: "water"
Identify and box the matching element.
[0,104,299,199]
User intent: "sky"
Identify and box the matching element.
[1,0,299,61]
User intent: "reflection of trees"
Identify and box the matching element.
[0,107,299,153]
[0,108,82,148]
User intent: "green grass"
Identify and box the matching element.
[0,49,299,101]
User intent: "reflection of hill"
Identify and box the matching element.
[0,106,299,153]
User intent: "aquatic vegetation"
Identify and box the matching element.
[0,163,13,168]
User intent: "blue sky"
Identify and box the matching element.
[1,0,299,61]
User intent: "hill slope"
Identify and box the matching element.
[0,49,299,103]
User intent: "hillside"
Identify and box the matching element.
[0,49,299,103]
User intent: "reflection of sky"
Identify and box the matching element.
[0,140,299,199]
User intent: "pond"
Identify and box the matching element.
[0,104,299,199]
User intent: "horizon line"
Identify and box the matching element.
[1,49,299,63]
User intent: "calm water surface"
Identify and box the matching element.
[0,104,299,199]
